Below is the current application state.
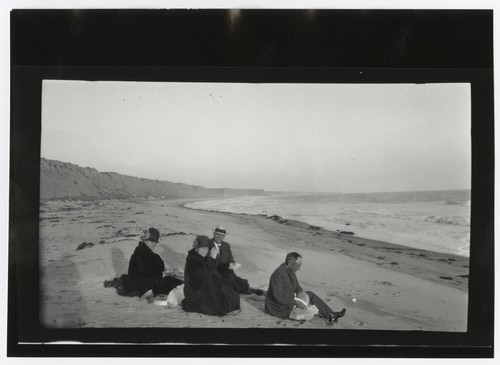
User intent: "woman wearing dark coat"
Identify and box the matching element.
[116,227,183,297]
[182,235,240,316]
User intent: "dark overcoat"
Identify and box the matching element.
[117,241,165,296]
[182,248,240,316]
[265,263,303,319]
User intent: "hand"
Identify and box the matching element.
[210,246,219,259]
[228,262,241,271]
[163,268,173,277]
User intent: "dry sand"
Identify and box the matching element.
[39,198,469,331]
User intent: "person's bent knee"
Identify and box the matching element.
[305,290,316,298]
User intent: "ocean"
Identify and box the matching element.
[185,190,471,257]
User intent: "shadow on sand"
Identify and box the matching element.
[111,247,129,276]
[40,254,87,328]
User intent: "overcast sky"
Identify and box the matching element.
[41,80,471,193]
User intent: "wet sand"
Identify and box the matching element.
[39,198,469,331]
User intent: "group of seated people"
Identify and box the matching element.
[106,225,346,324]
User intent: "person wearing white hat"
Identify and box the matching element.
[209,224,264,296]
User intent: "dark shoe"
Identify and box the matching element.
[104,278,119,288]
[249,288,265,296]
[328,308,346,323]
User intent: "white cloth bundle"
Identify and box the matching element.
[289,291,319,321]
[152,284,185,307]
[289,304,319,321]
[166,284,185,307]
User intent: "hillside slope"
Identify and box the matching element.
[40,158,264,200]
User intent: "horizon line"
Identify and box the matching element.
[40,157,471,196]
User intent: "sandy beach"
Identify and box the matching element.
[39,197,469,331]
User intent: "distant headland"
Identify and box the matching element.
[40,158,266,201]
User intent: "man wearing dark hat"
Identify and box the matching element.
[209,225,264,296]
[182,235,240,316]
[113,227,183,297]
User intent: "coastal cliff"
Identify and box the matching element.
[40,158,265,200]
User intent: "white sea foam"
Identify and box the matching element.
[185,190,471,257]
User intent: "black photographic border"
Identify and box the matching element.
[9,9,494,358]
